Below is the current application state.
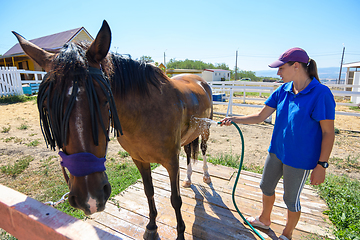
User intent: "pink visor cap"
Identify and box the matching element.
[269,47,309,68]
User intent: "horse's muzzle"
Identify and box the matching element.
[67,175,111,215]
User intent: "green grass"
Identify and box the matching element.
[0,230,17,240]
[26,140,41,147]
[330,155,360,170]
[233,92,271,98]
[2,137,22,143]
[118,150,130,158]
[1,156,34,177]
[315,174,360,239]
[349,106,360,111]
[205,153,264,174]
[17,123,30,130]
[106,157,159,198]
[1,125,11,133]
[0,95,37,104]
[3,137,15,143]
[206,153,241,168]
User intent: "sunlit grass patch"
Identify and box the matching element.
[1,156,34,177]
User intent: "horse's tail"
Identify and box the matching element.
[190,137,199,162]
[185,137,199,164]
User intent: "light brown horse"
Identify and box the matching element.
[14,20,213,240]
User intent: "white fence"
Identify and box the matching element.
[0,67,47,97]
[18,69,47,85]
[0,67,23,97]
[1,69,360,118]
[209,81,360,119]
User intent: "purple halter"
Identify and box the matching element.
[59,151,106,177]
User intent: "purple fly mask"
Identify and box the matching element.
[59,151,106,177]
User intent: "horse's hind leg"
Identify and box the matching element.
[182,143,192,188]
[132,159,158,240]
[201,126,211,184]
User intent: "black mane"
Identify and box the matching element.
[109,53,168,98]
[37,42,168,150]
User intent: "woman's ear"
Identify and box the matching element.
[293,62,300,70]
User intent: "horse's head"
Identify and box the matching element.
[13,20,122,215]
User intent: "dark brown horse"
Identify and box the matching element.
[14,20,213,239]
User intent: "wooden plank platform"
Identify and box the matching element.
[86,158,334,239]
[0,184,131,240]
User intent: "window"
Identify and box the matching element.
[18,61,29,70]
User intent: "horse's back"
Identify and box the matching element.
[170,74,212,106]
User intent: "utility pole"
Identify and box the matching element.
[235,50,238,80]
[164,52,166,67]
[338,46,345,84]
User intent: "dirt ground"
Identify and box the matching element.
[0,100,359,181]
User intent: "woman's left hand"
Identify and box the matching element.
[310,165,326,185]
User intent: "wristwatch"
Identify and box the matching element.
[317,161,329,168]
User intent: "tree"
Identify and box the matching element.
[140,56,154,63]
[166,59,229,71]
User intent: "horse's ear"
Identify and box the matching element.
[87,20,111,64]
[12,31,54,72]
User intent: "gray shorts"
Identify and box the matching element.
[260,153,311,212]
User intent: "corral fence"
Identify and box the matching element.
[209,81,360,122]
[0,67,23,97]
[2,68,360,119]
[0,67,46,97]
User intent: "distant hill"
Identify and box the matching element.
[255,67,346,80]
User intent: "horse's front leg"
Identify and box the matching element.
[165,156,185,240]
[133,159,158,240]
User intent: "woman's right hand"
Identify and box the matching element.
[219,117,233,126]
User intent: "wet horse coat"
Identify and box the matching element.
[13,20,213,240]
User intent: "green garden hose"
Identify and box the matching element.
[220,121,266,240]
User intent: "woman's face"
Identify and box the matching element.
[277,63,295,83]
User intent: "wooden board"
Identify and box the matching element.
[86,160,335,239]
[0,184,131,240]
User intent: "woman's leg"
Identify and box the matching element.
[282,164,311,239]
[256,153,283,225]
[259,193,275,226]
[282,210,301,239]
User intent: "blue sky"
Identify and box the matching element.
[1,0,359,72]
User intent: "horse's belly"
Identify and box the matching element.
[180,127,203,146]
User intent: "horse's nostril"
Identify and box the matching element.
[103,183,111,200]
[68,195,77,208]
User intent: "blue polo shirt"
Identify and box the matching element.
[265,78,335,170]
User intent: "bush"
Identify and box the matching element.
[0,95,36,103]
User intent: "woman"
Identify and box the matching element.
[220,47,335,240]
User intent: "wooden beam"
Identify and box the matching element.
[0,184,130,240]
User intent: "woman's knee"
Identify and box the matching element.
[283,195,301,212]
[260,182,276,196]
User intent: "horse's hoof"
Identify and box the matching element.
[203,175,211,184]
[182,180,191,188]
[143,228,159,240]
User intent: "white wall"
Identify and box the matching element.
[352,72,360,104]
[202,70,230,82]
[202,71,213,82]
